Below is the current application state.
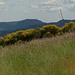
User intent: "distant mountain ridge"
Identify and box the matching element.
[0,19,45,31]
[0,19,75,37]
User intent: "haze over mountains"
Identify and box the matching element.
[0,19,75,37]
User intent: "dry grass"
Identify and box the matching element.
[0,32,75,75]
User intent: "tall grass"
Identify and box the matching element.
[0,32,75,75]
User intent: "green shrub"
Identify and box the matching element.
[43,25,60,34]
[62,22,75,33]
[44,32,51,37]
[0,37,4,45]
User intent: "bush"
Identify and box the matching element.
[0,37,4,45]
[42,25,60,35]
[44,32,51,37]
[62,22,75,33]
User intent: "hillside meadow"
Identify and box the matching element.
[0,32,75,75]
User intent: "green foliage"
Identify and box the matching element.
[44,32,51,37]
[62,22,75,33]
[4,33,17,45]
[40,25,61,37]
[0,37,4,45]
[43,25,60,34]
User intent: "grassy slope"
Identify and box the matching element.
[0,32,75,75]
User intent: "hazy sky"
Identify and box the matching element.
[0,0,75,22]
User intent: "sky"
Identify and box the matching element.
[0,0,75,22]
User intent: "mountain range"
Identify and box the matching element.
[0,19,75,37]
